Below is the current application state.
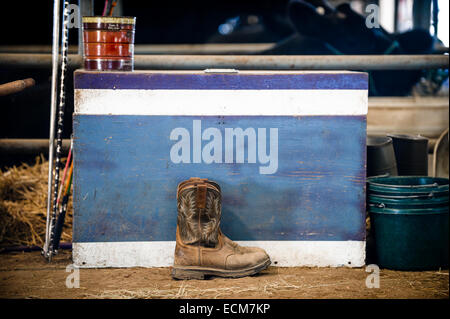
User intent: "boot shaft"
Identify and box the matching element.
[177,177,222,247]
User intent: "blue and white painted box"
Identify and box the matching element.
[73,70,368,268]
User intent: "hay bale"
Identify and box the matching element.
[0,155,72,247]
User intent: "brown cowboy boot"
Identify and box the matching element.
[172,177,271,280]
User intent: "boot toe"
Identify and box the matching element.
[237,244,269,257]
[246,246,267,255]
[225,250,270,270]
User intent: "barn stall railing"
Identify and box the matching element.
[1,52,448,153]
[0,53,448,70]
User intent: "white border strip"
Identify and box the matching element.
[73,241,366,268]
[75,89,368,116]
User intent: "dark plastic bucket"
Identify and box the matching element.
[366,136,398,177]
[388,134,428,176]
[368,205,449,270]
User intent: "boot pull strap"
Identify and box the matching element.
[176,178,221,200]
[177,177,207,192]
[196,183,207,209]
[187,178,221,193]
[177,178,207,199]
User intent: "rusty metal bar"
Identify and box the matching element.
[0,53,448,70]
[0,139,70,155]
[0,78,35,96]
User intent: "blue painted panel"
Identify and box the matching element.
[74,71,368,90]
[73,115,366,242]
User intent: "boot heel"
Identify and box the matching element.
[172,268,205,280]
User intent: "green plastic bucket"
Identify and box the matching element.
[368,194,449,209]
[368,176,449,196]
[369,205,449,270]
[369,188,449,198]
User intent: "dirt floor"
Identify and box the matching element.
[1,157,448,300]
[0,250,448,299]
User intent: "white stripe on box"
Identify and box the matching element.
[72,240,366,268]
[74,89,368,116]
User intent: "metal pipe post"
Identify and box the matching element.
[43,0,61,259]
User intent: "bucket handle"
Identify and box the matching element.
[367,173,390,182]
[368,203,386,208]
